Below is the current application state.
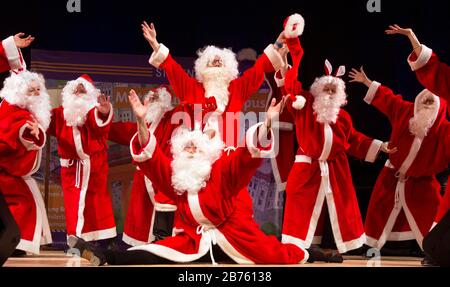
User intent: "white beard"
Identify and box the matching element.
[409,108,435,138]
[62,92,98,127]
[312,91,347,124]
[145,102,165,124]
[24,93,52,131]
[171,151,213,195]
[201,67,233,113]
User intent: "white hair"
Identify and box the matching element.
[310,76,347,124]
[194,45,239,83]
[61,78,100,127]
[144,86,173,124]
[0,71,52,130]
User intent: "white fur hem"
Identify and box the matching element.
[336,234,366,254]
[154,203,177,212]
[122,233,151,247]
[94,104,113,127]
[365,139,383,163]
[149,43,169,68]
[263,44,284,71]
[364,81,381,105]
[408,44,433,71]
[19,124,46,151]
[77,227,117,242]
[16,239,40,255]
[130,132,157,162]
[245,122,275,158]
[2,36,23,70]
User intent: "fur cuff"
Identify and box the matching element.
[408,44,433,71]
[149,44,170,68]
[94,103,114,127]
[130,132,157,162]
[364,81,381,105]
[365,139,383,163]
[264,44,284,71]
[19,124,46,151]
[292,95,306,110]
[245,122,275,158]
[2,36,24,70]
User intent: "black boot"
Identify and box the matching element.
[67,235,106,266]
[152,211,175,242]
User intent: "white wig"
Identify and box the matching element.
[194,45,239,83]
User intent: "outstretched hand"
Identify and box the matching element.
[97,93,111,115]
[26,116,40,141]
[142,21,159,51]
[381,142,398,154]
[265,97,286,128]
[14,33,35,49]
[128,89,150,122]
[349,67,372,87]
[385,24,413,37]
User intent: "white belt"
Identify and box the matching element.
[384,160,409,210]
[196,225,218,265]
[295,155,332,194]
[60,158,87,189]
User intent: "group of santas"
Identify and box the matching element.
[2,12,450,266]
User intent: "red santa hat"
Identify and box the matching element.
[283,13,305,39]
[144,84,174,111]
[76,74,95,89]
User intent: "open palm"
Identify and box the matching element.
[128,89,149,121]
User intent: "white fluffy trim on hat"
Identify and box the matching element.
[284,13,305,38]
[292,95,306,110]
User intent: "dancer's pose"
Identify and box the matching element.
[0,71,52,254]
[67,91,308,266]
[349,66,450,251]
[1,32,32,73]
[48,74,116,243]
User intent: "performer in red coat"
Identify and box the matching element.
[0,33,33,73]
[349,67,450,250]
[67,91,308,265]
[47,74,116,243]
[385,24,450,226]
[108,86,182,246]
[278,20,388,260]
[0,71,52,254]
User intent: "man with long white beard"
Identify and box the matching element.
[277,33,390,262]
[47,74,116,244]
[0,71,52,255]
[108,86,184,246]
[349,67,450,254]
[66,91,309,266]
[1,32,33,73]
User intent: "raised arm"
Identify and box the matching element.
[386,24,450,101]
[108,121,137,146]
[0,33,33,72]
[349,67,412,121]
[142,21,199,102]
[85,93,114,137]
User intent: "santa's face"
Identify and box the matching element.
[74,83,87,96]
[409,95,438,138]
[311,78,347,124]
[26,80,41,97]
[207,55,224,68]
[418,95,435,111]
[322,83,337,96]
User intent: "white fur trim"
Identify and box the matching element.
[284,13,305,38]
[149,43,170,68]
[274,73,285,87]
[94,104,113,127]
[2,36,24,70]
[154,203,177,212]
[280,234,310,264]
[274,121,294,131]
[365,139,383,163]
[413,89,440,129]
[18,124,46,151]
[292,95,306,110]
[295,155,312,164]
[408,44,433,71]
[122,233,150,247]
[318,124,333,161]
[245,122,275,158]
[364,81,381,105]
[263,44,284,71]
[79,227,117,242]
[129,132,157,163]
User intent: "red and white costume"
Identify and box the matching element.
[128,124,308,264]
[279,35,382,253]
[0,36,26,73]
[408,44,450,224]
[0,71,52,254]
[48,75,116,241]
[363,82,450,249]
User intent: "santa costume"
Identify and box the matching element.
[0,71,52,254]
[108,86,182,246]
[0,35,26,73]
[407,44,450,225]
[363,81,450,250]
[47,74,116,242]
[278,20,383,254]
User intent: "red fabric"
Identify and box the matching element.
[131,135,306,263]
[364,85,450,244]
[49,107,116,239]
[0,42,11,72]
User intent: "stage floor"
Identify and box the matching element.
[3,251,423,267]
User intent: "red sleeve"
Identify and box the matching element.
[346,120,382,163]
[0,43,10,72]
[108,121,137,146]
[86,106,113,137]
[411,51,450,101]
[47,108,59,137]
[159,54,201,103]
[0,36,25,72]
[364,81,413,122]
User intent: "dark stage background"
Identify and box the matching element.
[1,0,449,221]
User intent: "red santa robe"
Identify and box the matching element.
[0,36,26,73]
[108,107,181,246]
[363,82,450,249]
[0,101,52,254]
[48,105,116,241]
[407,45,450,224]
[127,124,308,264]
